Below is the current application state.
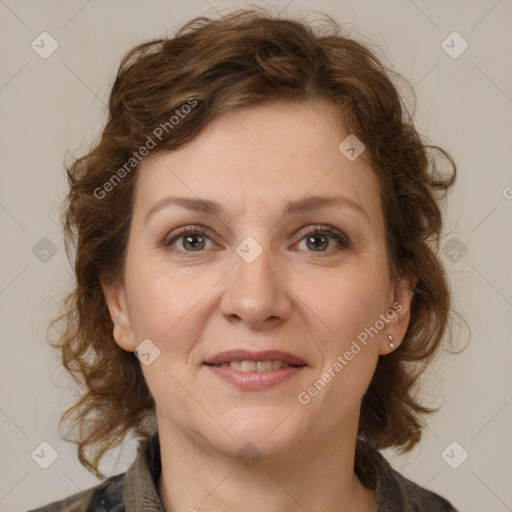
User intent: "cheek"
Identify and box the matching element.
[123,251,205,342]
[294,269,387,413]
[294,264,389,351]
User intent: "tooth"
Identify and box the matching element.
[224,360,293,371]
[240,361,257,372]
[256,361,273,372]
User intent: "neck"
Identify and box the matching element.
[156,419,376,512]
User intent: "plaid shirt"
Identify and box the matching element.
[29,433,458,512]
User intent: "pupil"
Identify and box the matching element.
[308,235,327,251]
[185,235,204,250]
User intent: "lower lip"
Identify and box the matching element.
[204,364,306,390]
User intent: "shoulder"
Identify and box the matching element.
[355,439,459,511]
[27,472,125,512]
[28,432,162,512]
[395,472,458,512]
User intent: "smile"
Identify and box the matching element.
[207,360,301,372]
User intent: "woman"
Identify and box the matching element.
[31,8,459,512]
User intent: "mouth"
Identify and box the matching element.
[204,360,306,372]
[203,349,308,369]
[203,349,308,390]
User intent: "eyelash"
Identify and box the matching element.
[161,224,351,257]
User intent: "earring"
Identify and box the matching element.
[388,334,395,349]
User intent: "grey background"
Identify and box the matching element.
[1,1,511,511]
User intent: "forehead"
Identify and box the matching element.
[134,100,381,222]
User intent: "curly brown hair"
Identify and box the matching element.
[49,7,458,478]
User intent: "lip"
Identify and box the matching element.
[203,349,307,366]
[205,364,307,390]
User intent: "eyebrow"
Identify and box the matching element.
[144,194,369,223]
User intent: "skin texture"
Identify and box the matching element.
[102,100,414,512]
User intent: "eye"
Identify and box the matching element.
[162,226,214,255]
[161,224,351,257]
[295,224,351,253]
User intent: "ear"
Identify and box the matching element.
[379,272,418,355]
[101,277,137,352]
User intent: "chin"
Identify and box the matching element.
[213,407,306,457]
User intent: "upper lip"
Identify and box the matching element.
[204,350,307,366]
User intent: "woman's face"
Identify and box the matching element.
[103,100,413,458]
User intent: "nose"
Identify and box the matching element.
[219,241,292,329]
